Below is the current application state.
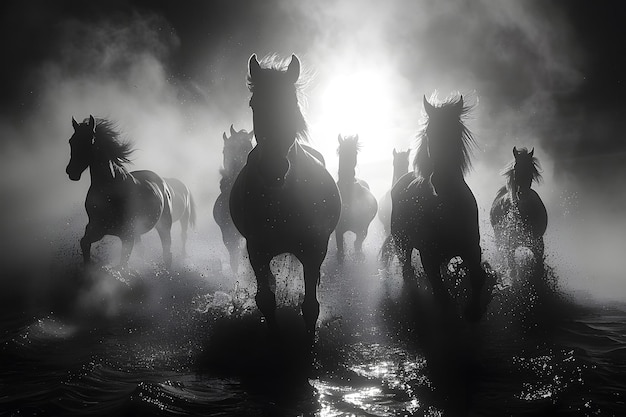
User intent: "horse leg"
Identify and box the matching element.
[119,234,135,267]
[335,229,345,261]
[531,237,545,280]
[80,223,104,265]
[134,235,145,258]
[224,234,241,275]
[397,238,415,282]
[248,247,277,333]
[301,255,323,345]
[421,251,448,302]
[180,209,190,257]
[354,227,367,256]
[464,247,489,322]
[156,223,172,268]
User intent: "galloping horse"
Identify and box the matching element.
[66,116,173,267]
[382,95,489,321]
[490,147,547,278]
[334,134,378,259]
[213,125,254,274]
[230,54,341,341]
[163,177,196,257]
[378,148,410,235]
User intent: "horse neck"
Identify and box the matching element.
[338,154,356,186]
[506,172,532,203]
[89,156,128,186]
[392,163,407,185]
[219,166,240,192]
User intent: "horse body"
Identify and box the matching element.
[213,125,254,274]
[384,95,489,321]
[334,134,378,259]
[66,116,173,267]
[164,177,196,256]
[490,147,547,277]
[378,148,410,235]
[230,54,341,341]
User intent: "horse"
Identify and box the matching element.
[66,116,173,268]
[378,148,410,236]
[381,95,490,321]
[490,147,547,278]
[213,125,254,274]
[163,177,196,257]
[229,54,341,342]
[334,134,378,260]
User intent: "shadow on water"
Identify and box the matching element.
[194,308,320,416]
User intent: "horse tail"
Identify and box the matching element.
[188,191,197,229]
[379,234,396,268]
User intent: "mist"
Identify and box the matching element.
[0,0,624,302]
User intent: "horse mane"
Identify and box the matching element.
[90,118,134,167]
[219,128,254,192]
[337,135,361,155]
[413,94,476,179]
[502,147,543,191]
[246,54,310,144]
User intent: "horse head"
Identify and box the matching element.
[66,115,96,181]
[248,54,304,154]
[511,146,540,197]
[222,124,254,176]
[414,95,474,185]
[392,148,410,178]
[247,53,307,185]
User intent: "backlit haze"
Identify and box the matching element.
[0,0,624,301]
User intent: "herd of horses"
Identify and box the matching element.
[65,54,547,342]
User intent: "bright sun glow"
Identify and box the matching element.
[309,69,403,196]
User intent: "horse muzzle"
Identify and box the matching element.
[66,165,82,181]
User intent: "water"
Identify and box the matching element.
[1,229,626,416]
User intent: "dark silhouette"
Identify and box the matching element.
[66,116,173,267]
[381,95,490,321]
[164,177,196,257]
[334,134,378,260]
[229,54,341,343]
[490,147,547,278]
[213,125,254,274]
[378,148,410,235]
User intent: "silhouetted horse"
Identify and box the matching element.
[66,116,173,267]
[382,95,489,321]
[164,177,196,257]
[334,134,378,259]
[230,54,341,342]
[378,148,410,235]
[490,147,547,278]
[213,125,254,274]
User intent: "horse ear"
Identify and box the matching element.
[223,132,228,141]
[455,95,464,112]
[513,146,519,157]
[230,124,236,136]
[338,134,343,144]
[529,147,534,157]
[88,115,96,131]
[249,54,261,79]
[423,95,435,116]
[393,148,397,156]
[72,117,79,130]
[286,54,300,84]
